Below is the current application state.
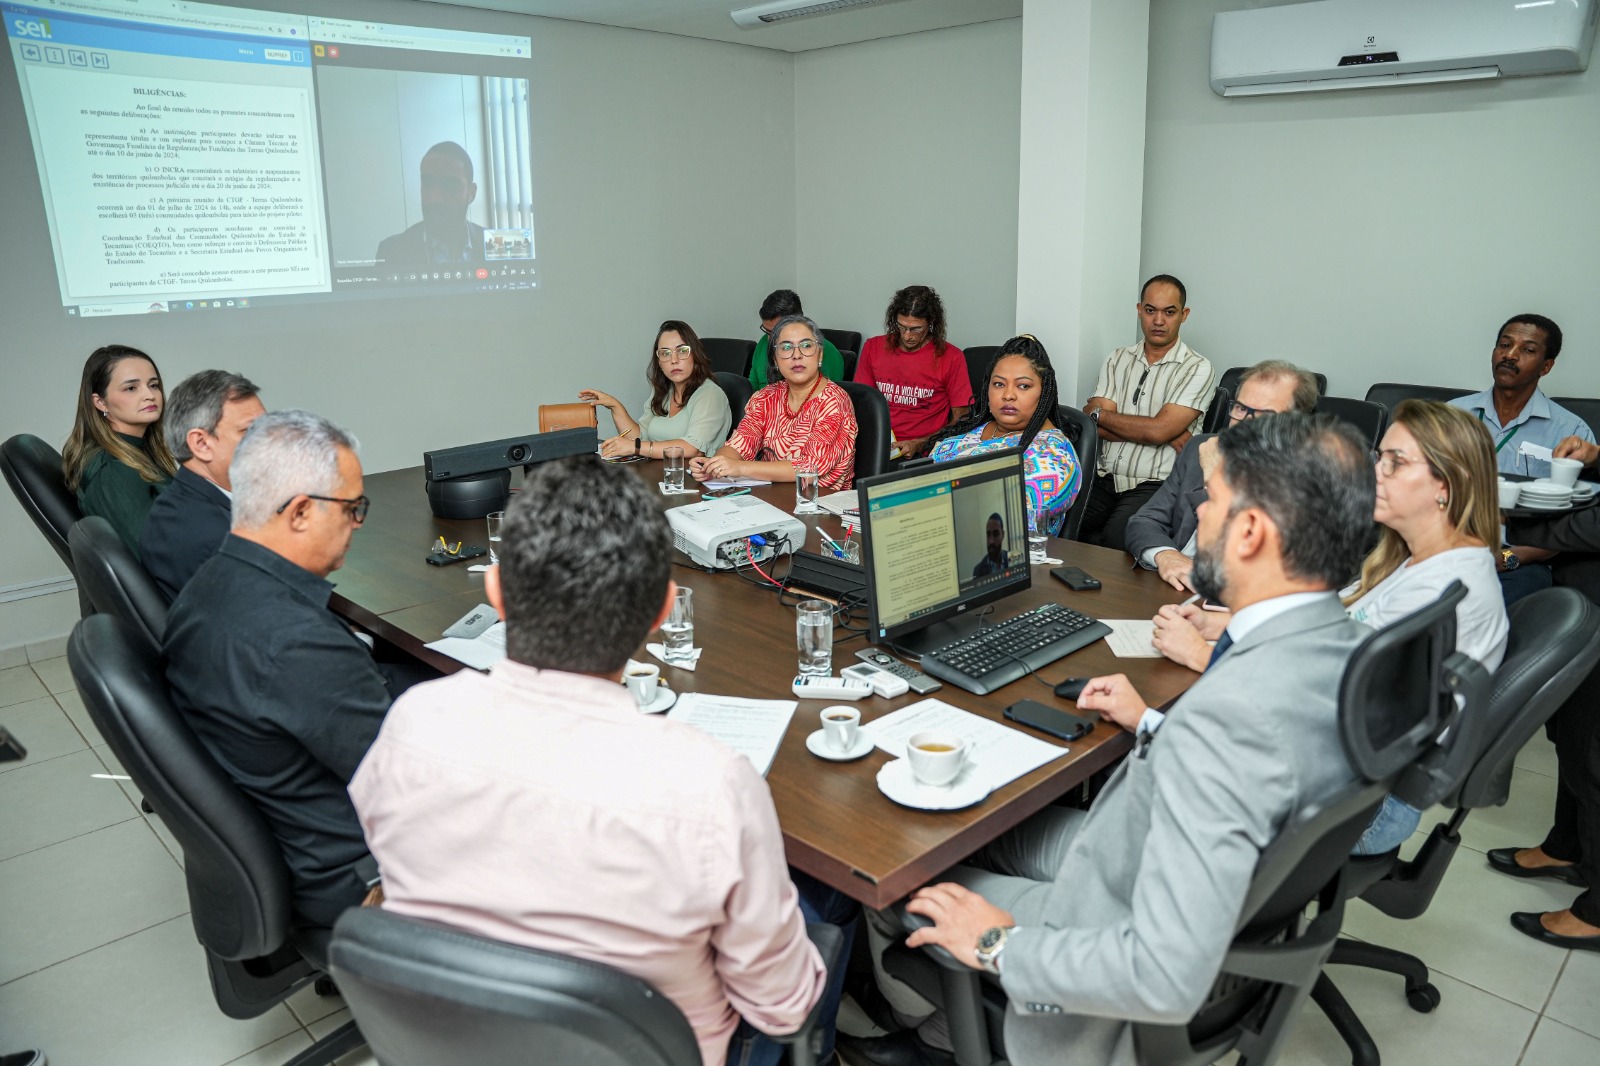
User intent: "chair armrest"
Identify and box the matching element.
[770,922,846,1055]
[890,901,968,972]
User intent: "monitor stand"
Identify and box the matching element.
[880,611,992,658]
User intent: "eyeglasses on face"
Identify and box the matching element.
[1370,449,1419,479]
[276,493,370,524]
[656,345,694,363]
[1230,400,1273,421]
[776,339,820,355]
[893,322,929,335]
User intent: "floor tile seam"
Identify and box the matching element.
[223,1025,319,1066]
[0,812,142,862]
[0,910,193,989]
[1418,964,1567,1014]
[0,745,97,775]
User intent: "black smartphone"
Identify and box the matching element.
[424,545,488,566]
[1004,698,1096,742]
[1050,566,1102,591]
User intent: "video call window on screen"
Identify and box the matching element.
[4,0,535,318]
[858,449,1030,646]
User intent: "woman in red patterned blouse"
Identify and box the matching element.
[691,315,859,491]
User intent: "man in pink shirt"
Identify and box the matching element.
[854,285,973,458]
[349,455,854,1066]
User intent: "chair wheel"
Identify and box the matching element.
[314,976,340,998]
[1406,984,1440,1013]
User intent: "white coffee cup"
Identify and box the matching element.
[1549,457,1583,488]
[906,730,968,787]
[624,664,660,707]
[820,706,860,752]
[1497,479,1520,510]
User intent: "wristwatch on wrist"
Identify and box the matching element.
[1088,408,1101,424]
[634,437,642,457]
[1499,547,1521,572]
[975,925,1016,974]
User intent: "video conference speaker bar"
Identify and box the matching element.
[423,427,598,482]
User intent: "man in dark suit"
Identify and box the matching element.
[1124,359,1319,590]
[139,370,264,603]
[374,141,486,271]
[870,414,1376,1066]
[1488,494,1600,953]
[165,410,387,928]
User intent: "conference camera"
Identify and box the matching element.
[423,426,598,519]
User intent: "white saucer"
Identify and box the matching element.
[875,759,990,811]
[1520,500,1573,512]
[806,729,875,761]
[635,686,676,714]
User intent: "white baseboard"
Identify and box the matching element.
[0,578,81,659]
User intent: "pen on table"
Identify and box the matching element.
[718,488,751,499]
[1180,593,1201,607]
[817,529,846,559]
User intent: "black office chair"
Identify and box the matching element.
[820,329,862,361]
[841,380,892,482]
[1201,386,1233,434]
[883,584,1480,1066]
[1216,366,1327,406]
[965,346,1001,406]
[69,516,168,657]
[1316,396,1388,450]
[1552,396,1600,442]
[1364,383,1473,412]
[1313,587,1600,1066]
[713,372,755,430]
[68,615,363,1066]
[331,908,845,1066]
[703,338,757,379]
[838,349,858,382]
[1053,405,1099,542]
[2,433,92,616]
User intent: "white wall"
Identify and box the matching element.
[1141,0,1600,401]
[793,19,1022,352]
[0,0,797,642]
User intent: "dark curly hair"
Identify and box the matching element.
[645,320,713,418]
[883,285,948,356]
[922,335,1059,457]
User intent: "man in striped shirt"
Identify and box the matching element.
[1079,275,1216,551]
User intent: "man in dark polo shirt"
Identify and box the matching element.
[164,409,386,928]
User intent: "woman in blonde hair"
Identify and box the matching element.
[63,344,177,556]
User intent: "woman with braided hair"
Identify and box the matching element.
[925,335,1081,534]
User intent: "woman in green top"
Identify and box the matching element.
[581,320,732,460]
[62,344,177,556]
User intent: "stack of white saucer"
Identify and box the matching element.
[1518,480,1574,511]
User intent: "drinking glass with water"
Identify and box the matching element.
[664,446,686,492]
[663,586,696,662]
[1027,503,1048,564]
[486,510,506,565]
[794,463,822,515]
[796,599,832,676]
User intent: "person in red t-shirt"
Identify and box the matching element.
[853,285,973,458]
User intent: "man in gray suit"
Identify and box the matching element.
[1125,359,1320,591]
[898,413,1376,1066]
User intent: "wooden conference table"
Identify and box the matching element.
[330,461,1201,908]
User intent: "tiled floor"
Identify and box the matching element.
[2,651,1596,1066]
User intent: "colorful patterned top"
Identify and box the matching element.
[929,425,1081,533]
[726,378,859,491]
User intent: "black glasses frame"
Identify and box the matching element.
[276,493,370,524]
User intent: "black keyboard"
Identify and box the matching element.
[919,603,1113,695]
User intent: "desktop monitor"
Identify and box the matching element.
[858,447,1030,655]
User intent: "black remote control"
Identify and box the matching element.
[855,648,942,694]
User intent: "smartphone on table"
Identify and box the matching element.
[1004,699,1096,742]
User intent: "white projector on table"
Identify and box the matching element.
[667,494,806,570]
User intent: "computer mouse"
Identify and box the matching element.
[1054,677,1091,701]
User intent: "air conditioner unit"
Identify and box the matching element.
[1210,0,1599,97]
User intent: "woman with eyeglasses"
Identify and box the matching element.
[692,315,858,491]
[580,320,731,461]
[853,285,972,459]
[63,344,178,556]
[1150,401,1507,851]
[923,335,1080,534]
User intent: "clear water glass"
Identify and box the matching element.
[663,586,695,662]
[794,465,822,514]
[485,510,506,565]
[1027,505,1048,564]
[796,599,833,676]
[664,446,686,491]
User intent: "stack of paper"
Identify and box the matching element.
[424,603,507,670]
[863,698,1070,794]
[667,694,796,777]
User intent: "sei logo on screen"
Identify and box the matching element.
[12,18,52,38]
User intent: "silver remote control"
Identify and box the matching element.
[854,648,942,694]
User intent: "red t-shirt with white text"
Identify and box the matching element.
[853,336,973,440]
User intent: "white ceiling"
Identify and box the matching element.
[419,0,1024,52]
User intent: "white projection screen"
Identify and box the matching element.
[4,0,535,318]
